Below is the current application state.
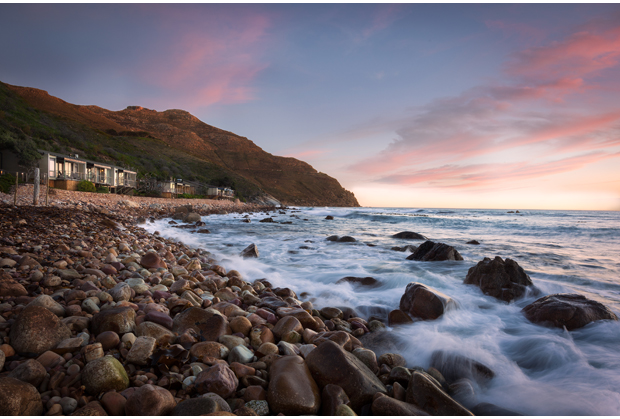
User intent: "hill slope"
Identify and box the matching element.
[0,82,359,206]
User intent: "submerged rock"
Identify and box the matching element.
[392,231,427,240]
[336,276,379,287]
[399,282,457,320]
[464,256,534,302]
[522,293,618,330]
[407,240,463,261]
[429,350,495,385]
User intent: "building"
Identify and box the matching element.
[0,149,137,192]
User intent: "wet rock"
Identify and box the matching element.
[241,244,259,258]
[173,307,218,334]
[109,283,132,302]
[140,252,166,269]
[91,306,136,335]
[464,256,534,302]
[195,363,239,398]
[27,294,66,317]
[81,355,130,395]
[306,340,387,412]
[429,351,495,385]
[372,392,429,415]
[337,236,356,242]
[56,268,82,280]
[125,384,176,415]
[466,240,480,245]
[471,402,522,416]
[244,385,267,401]
[7,359,46,387]
[272,316,303,339]
[406,240,463,261]
[392,231,427,240]
[229,316,253,336]
[60,397,78,415]
[0,272,28,296]
[320,306,343,320]
[377,353,407,368]
[399,282,457,320]
[268,355,321,415]
[336,276,379,287]
[0,377,44,415]
[321,384,351,415]
[228,345,254,364]
[351,348,379,374]
[405,371,473,416]
[522,293,619,330]
[9,305,71,355]
[191,342,230,360]
[388,309,413,326]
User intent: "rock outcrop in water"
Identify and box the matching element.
[406,241,464,261]
[522,293,619,330]
[399,283,458,320]
[463,256,534,302]
[393,231,427,240]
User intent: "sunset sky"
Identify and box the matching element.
[1,4,619,210]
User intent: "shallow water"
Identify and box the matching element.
[145,207,620,415]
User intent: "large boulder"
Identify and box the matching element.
[91,306,136,335]
[522,293,619,330]
[399,282,457,321]
[406,240,463,261]
[81,356,130,395]
[268,355,321,415]
[9,305,71,355]
[392,231,427,240]
[305,340,387,412]
[464,256,534,302]
[0,271,28,297]
[125,384,176,415]
[0,377,44,415]
[406,371,473,416]
[371,393,429,415]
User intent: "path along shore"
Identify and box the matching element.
[0,188,505,416]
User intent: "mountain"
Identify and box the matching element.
[0,81,359,207]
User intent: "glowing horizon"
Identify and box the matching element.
[0,4,619,210]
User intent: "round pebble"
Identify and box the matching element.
[67,364,81,376]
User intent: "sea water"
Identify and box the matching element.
[145,207,620,415]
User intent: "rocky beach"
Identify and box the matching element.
[1,190,619,416]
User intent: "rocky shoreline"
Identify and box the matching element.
[1,194,617,416]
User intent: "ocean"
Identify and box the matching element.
[145,206,620,415]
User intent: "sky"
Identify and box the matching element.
[1,3,619,210]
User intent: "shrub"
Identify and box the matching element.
[96,186,109,194]
[77,180,96,192]
[0,172,16,193]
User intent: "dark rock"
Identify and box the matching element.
[172,397,220,415]
[306,340,387,412]
[407,240,463,261]
[466,240,480,245]
[391,245,418,252]
[7,359,46,387]
[429,351,495,385]
[325,215,334,220]
[96,331,121,351]
[140,252,166,269]
[125,384,176,416]
[399,282,457,320]
[241,244,259,259]
[195,363,239,398]
[81,356,130,395]
[321,384,351,416]
[0,271,28,297]
[405,371,473,416]
[9,305,71,355]
[144,311,174,330]
[388,309,413,326]
[267,355,321,415]
[71,401,108,416]
[464,256,534,302]
[326,235,339,242]
[371,392,429,415]
[0,377,43,415]
[338,236,356,243]
[336,276,379,287]
[91,306,136,336]
[172,307,218,334]
[471,402,522,416]
[392,231,427,240]
[259,218,275,223]
[522,293,619,330]
[100,391,127,416]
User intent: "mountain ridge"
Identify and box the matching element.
[1,82,359,207]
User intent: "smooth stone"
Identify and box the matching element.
[321,384,351,416]
[144,311,173,329]
[9,305,71,355]
[267,355,320,415]
[392,231,427,240]
[172,397,220,415]
[352,348,379,374]
[271,316,302,339]
[126,336,156,365]
[8,359,47,387]
[96,331,121,351]
[60,397,78,415]
[0,377,44,415]
[228,345,254,364]
[371,392,429,415]
[305,341,387,412]
[91,306,136,335]
[405,371,473,416]
[194,363,239,398]
[399,282,457,320]
[230,316,253,336]
[71,400,108,415]
[100,391,127,416]
[135,321,176,344]
[218,335,246,350]
[81,355,130,395]
[27,294,66,317]
[190,342,230,360]
[125,384,176,415]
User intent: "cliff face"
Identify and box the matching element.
[6,84,359,207]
